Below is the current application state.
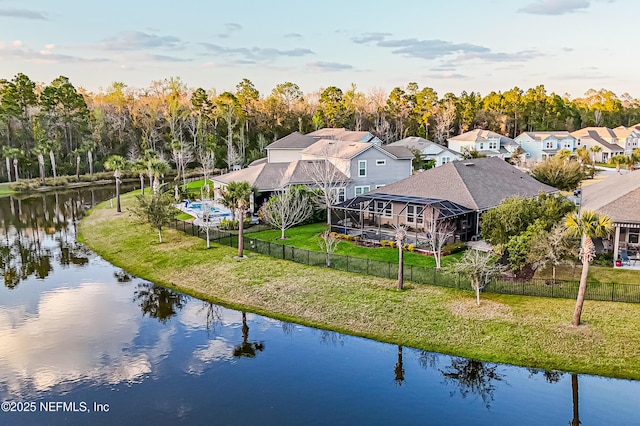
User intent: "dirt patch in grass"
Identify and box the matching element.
[449,300,513,321]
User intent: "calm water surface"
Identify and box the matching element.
[0,188,638,425]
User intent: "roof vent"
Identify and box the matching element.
[464,162,474,166]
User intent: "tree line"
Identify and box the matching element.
[2,72,640,182]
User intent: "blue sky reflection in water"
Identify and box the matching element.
[0,190,638,425]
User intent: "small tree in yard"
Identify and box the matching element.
[197,201,217,249]
[302,151,349,226]
[220,181,257,258]
[317,231,340,267]
[449,250,505,306]
[528,224,575,283]
[565,210,612,326]
[424,207,455,269]
[132,192,178,243]
[258,185,315,239]
[394,225,407,290]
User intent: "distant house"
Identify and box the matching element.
[331,157,557,242]
[447,129,518,159]
[387,136,462,167]
[580,169,640,267]
[571,127,625,162]
[515,131,577,162]
[611,126,640,154]
[306,128,383,145]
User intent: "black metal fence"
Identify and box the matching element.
[169,219,640,304]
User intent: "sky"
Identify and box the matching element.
[0,0,636,99]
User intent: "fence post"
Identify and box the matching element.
[346,256,349,272]
[307,249,310,265]
[282,244,285,259]
[410,265,413,282]
[388,261,390,278]
[367,258,369,275]
[611,282,615,302]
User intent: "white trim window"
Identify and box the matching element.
[358,160,367,177]
[375,159,386,166]
[441,156,451,165]
[330,187,346,203]
[355,185,370,196]
[488,141,498,150]
[407,205,415,223]
[377,201,392,217]
[545,141,554,149]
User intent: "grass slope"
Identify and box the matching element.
[78,191,640,379]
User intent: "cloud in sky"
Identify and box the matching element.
[424,72,468,80]
[0,42,108,63]
[101,31,183,51]
[307,61,353,72]
[217,22,242,38]
[200,43,313,63]
[518,0,591,15]
[353,33,490,60]
[0,8,47,20]
[284,33,302,39]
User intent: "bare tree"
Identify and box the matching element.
[433,98,457,144]
[171,140,194,188]
[302,152,349,227]
[317,230,340,267]
[195,140,216,198]
[423,207,456,269]
[449,250,505,306]
[196,201,218,249]
[258,185,314,239]
[528,224,574,282]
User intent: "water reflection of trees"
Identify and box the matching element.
[440,358,503,409]
[133,282,188,323]
[233,312,265,358]
[394,346,405,385]
[0,188,119,289]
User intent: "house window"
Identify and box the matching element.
[355,186,370,196]
[545,141,554,149]
[407,205,415,223]
[331,187,346,203]
[377,201,392,217]
[441,156,451,165]
[358,160,367,177]
[629,229,639,245]
[488,141,498,150]
[479,143,484,150]
[376,159,386,166]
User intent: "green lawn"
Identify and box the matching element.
[246,222,465,267]
[0,182,14,198]
[535,263,640,285]
[78,190,640,379]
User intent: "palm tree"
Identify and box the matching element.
[589,145,601,164]
[149,158,170,193]
[132,160,147,196]
[564,210,612,326]
[104,155,128,213]
[32,143,48,185]
[220,181,257,258]
[394,225,407,290]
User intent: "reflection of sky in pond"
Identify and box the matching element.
[0,190,639,425]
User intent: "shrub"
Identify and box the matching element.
[442,241,467,256]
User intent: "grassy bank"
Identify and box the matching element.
[0,182,14,198]
[78,191,640,379]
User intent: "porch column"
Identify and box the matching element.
[613,226,621,267]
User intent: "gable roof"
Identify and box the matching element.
[265,131,317,150]
[388,136,461,157]
[517,131,575,141]
[571,129,625,152]
[574,127,617,140]
[301,139,371,158]
[581,170,640,224]
[368,157,557,211]
[448,129,517,146]
[213,160,348,191]
[307,128,377,143]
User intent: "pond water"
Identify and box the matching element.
[0,188,638,425]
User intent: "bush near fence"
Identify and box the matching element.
[169,219,640,304]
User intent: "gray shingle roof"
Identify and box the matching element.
[581,170,640,224]
[377,145,413,159]
[265,132,317,150]
[213,160,348,191]
[368,157,557,211]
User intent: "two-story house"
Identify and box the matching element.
[612,126,640,154]
[571,128,625,163]
[514,131,577,161]
[447,129,518,159]
[387,136,462,167]
[299,139,413,200]
[212,130,412,211]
